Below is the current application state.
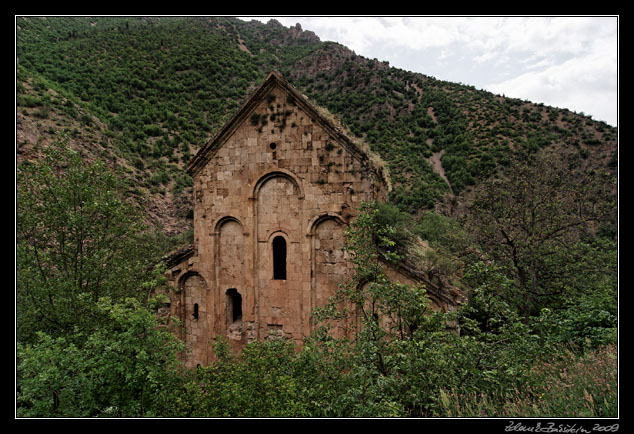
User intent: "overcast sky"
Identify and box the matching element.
[239,16,618,127]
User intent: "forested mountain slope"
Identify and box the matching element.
[16,16,617,232]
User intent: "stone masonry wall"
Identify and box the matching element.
[166,81,391,365]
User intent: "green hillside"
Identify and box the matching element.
[16,16,617,222]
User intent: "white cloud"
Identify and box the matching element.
[483,18,617,125]
[485,49,617,124]
[239,16,618,126]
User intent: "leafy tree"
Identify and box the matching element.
[17,135,156,343]
[337,201,434,344]
[465,150,616,318]
[309,202,456,416]
[414,211,471,289]
[17,297,187,417]
[308,202,547,417]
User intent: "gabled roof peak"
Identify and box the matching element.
[186,71,390,190]
[266,69,284,80]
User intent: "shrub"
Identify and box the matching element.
[438,344,617,417]
[17,298,187,417]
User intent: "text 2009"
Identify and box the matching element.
[593,425,619,433]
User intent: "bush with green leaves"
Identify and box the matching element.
[302,202,550,417]
[437,344,617,417]
[17,297,188,417]
[16,135,159,343]
[166,337,310,418]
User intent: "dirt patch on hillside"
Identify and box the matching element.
[426,146,450,188]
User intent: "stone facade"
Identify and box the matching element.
[163,71,457,367]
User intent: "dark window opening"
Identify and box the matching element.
[273,236,287,280]
[226,288,242,324]
[269,142,277,150]
[193,303,199,320]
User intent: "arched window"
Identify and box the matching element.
[272,236,287,280]
[226,288,242,325]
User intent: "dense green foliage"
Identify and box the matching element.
[16,17,617,419]
[17,298,188,417]
[16,134,157,342]
[465,151,617,319]
[17,17,259,154]
[16,141,189,417]
[16,157,617,417]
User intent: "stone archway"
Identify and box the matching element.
[253,172,304,342]
[179,272,209,368]
[309,214,349,338]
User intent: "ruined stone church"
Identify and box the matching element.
[163,71,459,367]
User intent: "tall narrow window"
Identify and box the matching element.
[226,288,242,325]
[272,236,287,280]
[193,303,199,320]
